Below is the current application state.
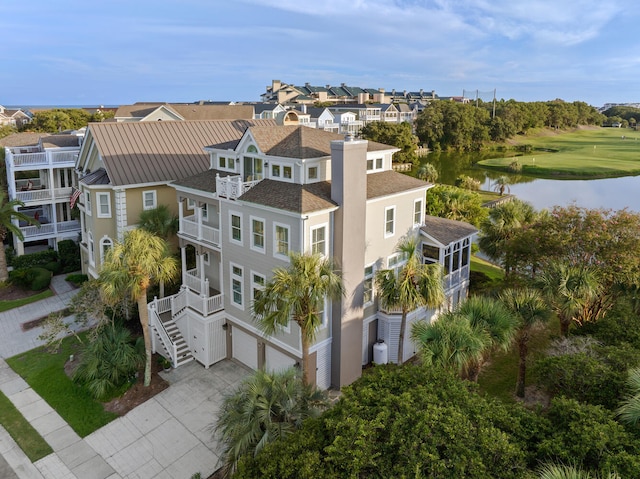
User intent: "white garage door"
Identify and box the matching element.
[265,346,297,373]
[232,327,258,370]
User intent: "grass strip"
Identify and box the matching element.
[7,334,119,437]
[470,255,504,281]
[0,289,54,312]
[0,389,52,462]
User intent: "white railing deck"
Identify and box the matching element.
[20,220,80,239]
[148,285,224,321]
[215,175,261,200]
[179,215,221,248]
[8,150,78,168]
[15,187,73,203]
[148,304,178,367]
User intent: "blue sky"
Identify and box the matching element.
[2,0,638,107]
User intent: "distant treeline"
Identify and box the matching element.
[414,99,606,152]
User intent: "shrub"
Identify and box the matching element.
[455,175,481,191]
[10,249,58,269]
[65,273,88,287]
[43,261,62,275]
[73,322,143,400]
[57,239,81,273]
[29,267,52,291]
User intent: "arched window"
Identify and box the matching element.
[100,236,113,264]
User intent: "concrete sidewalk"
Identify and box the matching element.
[0,274,252,478]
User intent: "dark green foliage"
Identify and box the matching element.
[537,398,640,477]
[533,345,640,410]
[9,266,52,290]
[10,249,58,269]
[359,121,418,164]
[43,261,62,275]
[65,273,88,287]
[73,323,143,400]
[57,239,81,273]
[426,184,487,227]
[236,365,535,479]
[577,298,640,349]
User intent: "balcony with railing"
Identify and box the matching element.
[215,174,261,200]
[19,219,80,239]
[179,215,220,248]
[6,149,79,169]
[15,186,73,204]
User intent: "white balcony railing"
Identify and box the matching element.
[20,220,80,239]
[15,187,73,204]
[215,174,261,200]
[149,285,224,320]
[8,150,78,168]
[180,215,220,248]
[11,152,46,167]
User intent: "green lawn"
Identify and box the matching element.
[6,334,119,437]
[0,289,54,312]
[0,390,52,462]
[470,255,504,281]
[478,127,640,178]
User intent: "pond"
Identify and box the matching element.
[421,151,640,213]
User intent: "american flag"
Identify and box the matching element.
[70,187,81,209]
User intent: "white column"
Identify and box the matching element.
[180,246,187,285]
[199,252,206,295]
[178,198,184,233]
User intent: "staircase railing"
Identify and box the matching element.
[148,300,178,367]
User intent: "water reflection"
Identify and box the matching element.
[418,152,640,212]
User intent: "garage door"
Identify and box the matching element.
[265,346,297,373]
[232,327,258,370]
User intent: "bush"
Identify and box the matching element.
[10,249,58,269]
[57,239,81,273]
[65,273,88,287]
[455,175,481,191]
[73,323,143,400]
[29,267,53,291]
[43,261,62,275]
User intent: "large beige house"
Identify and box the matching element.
[74,119,275,277]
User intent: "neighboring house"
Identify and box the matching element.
[4,133,82,255]
[74,119,276,278]
[331,111,363,136]
[113,103,255,122]
[302,107,340,133]
[149,124,476,390]
[0,105,32,128]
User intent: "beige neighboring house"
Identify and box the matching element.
[74,119,276,278]
[112,103,255,122]
[148,125,477,389]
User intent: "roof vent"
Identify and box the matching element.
[344,133,354,142]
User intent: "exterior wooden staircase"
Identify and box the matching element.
[149,307,194,368]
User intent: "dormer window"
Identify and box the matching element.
[366,157,384,172]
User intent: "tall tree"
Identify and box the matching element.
[426,184,487,227]
[215,368,327,478]
[360,121,418,164]
[499,288,550,397]
[376,237,445,363]
[99,229,178,386]
[0,192,39,282]
[138,205,179,297]
[252,252,343,385]
[492,175,511,196]
[478,199,538,277]
[538,262,601,336]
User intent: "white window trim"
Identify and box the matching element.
[203,252,210,265]
[186,198,195,210]
[384,206,396,238]
[310,223,328,257]
[270,162,294,183]
[413,198,423,226]
[97,192,111,218]
[250,216,266,253]
[366,156,384,172]
[273,222,290,260]
[88,232,95,266]
[142,190,157,211]
[230,262,244,310]
[307,165,319,181]
[85,191,92,216]
[363,263,375,306]
[99,236,113,265]
[319,298,329,330]
[229,211,243,246]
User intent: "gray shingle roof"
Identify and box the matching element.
[41,135,81,149]
[172,168,237,194]
[87,119,276,186]
[366,171,430,199]
[239,180,336,214]
[421,216,478,245]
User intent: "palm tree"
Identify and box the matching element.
[138,205,179,297]
[0,192,39,282]
[478,199,537,276]
[416,162,438,183]
[411,295,516,381]
[538,262,601,336]
[215,367,327,478]
[616,367,640,426]
[538,463,619,479]
[492,175,511,196]
[99,229,178,386]
[499,288,550,398]
[376,237,444,364]
[252,252,343,386]
[456,295,517,381]
[411,311,487,375]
